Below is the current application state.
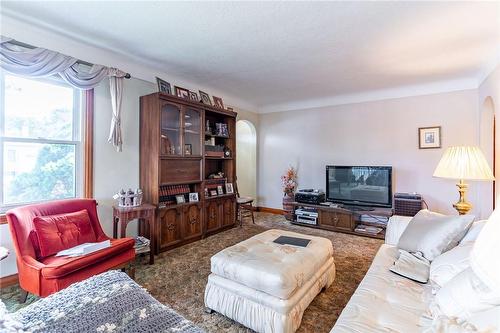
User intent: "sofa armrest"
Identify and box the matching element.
[385,215,413,245]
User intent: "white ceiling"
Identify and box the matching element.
[1,1,499,112]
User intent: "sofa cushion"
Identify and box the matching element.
[459,220,487,245]
[430,243,473,289]
[434,267,500,319]
[40,238,134,279]
[471,209,500,293]
[33,209,96,259]
[332,244,433,333]
[397,209,474,261]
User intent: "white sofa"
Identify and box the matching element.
[330,215,499,333]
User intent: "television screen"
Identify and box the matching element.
[326,166,392,207]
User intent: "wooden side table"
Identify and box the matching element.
[112,203,156,265]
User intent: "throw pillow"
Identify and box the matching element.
[470,209,500,293]
[33,209,96,258]
[435,267,500,319]
[430,243,473,288]
[397,209,474,261]
[459,220,487,245]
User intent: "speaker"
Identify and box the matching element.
[394,193,423,217]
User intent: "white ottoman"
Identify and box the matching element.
[204,229,336,333]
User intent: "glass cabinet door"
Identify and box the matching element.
[183,107,201,156]
[160,103,182,156]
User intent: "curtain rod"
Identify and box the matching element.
[7,39,131,79]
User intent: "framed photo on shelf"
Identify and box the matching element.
[419,126,441,149]
[204,188,209,198]
[199,91,212,105]
[217,185,224,195]
[213,96,224,109]
[175,195,185,204]
[175,86,190,99]
[156,77,171,94]
[210,190,218,197]
[189,91,199,102]
[189,192,199,202]
[225,183,234,194]
[184,144,192,155]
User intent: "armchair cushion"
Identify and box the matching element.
[33,209,96,258]
[40,238,134,279]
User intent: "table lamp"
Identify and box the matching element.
[433,146,494,215]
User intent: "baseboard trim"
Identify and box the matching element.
[257,206,285,215]
[0,273,18,288]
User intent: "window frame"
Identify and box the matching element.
[0,73,86,212]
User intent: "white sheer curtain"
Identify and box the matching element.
[0,36,126,152]
[108,71,124,152]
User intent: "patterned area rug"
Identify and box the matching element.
[1,212,382,333]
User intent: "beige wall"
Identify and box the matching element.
[93,78,156,237]
[258,89,489,217]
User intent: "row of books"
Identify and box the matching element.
[159,185,190,205]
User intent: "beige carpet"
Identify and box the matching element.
[1,212,382,333]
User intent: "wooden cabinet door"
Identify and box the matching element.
[183,203,203,240]
[319,211,336,230]
[334,212,354,231]
[320,210,353,231]
[222,197,236,226]
[158,208,182,249]
[205,200,221,232]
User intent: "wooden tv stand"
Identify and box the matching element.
[291,202,393,240]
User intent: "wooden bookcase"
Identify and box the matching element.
[139,92,237,253]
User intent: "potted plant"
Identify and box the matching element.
[281,166,298,221]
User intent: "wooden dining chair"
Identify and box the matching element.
[234,181,255,226]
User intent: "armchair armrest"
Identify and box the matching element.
[385,215,413,246]
[16,255,45,293]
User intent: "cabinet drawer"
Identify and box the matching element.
[160,159,201,183]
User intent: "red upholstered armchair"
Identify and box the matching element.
[6,199,135,298]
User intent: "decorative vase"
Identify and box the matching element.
[282,193,295,221]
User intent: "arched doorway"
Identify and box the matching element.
[480,96,495,214]
[236,120,257,199]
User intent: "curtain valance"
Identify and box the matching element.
[0,36,126,152]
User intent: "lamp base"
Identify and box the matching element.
[453,180,472,215]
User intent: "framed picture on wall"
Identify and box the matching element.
[419,126,441,149]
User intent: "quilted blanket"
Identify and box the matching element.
[8,270,204,333]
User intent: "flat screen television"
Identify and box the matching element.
[326,165,392,208]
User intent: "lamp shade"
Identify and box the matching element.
[433,146,494,181]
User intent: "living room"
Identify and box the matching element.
[0,1,499,332]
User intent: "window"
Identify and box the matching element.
[0,74,82,211]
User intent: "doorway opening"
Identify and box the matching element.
[480,96,495,212]
[236,120,257,200]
